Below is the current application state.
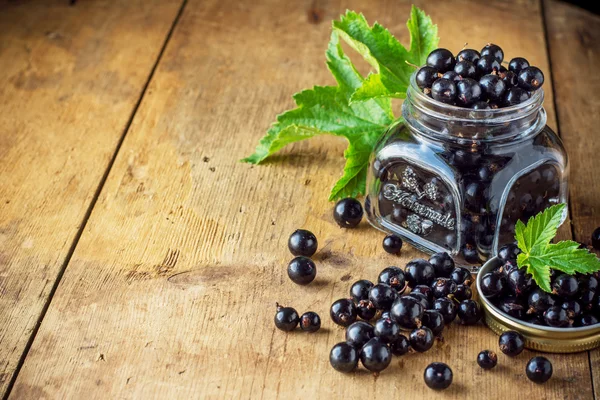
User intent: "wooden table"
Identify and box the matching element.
[0,0,598,398]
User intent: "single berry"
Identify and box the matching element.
[422,310,445,336]
[330,342,358,372]
[499,69,519,87]
[526,356,553,384]
[416,66,441,89]
[450,267,473,286]
[454,60,478,79]
[480,272,506,298]
[442,71,461,81]
[477,350,498,369]
[476,55,501,76]
[456,78,482,106]
[518,66,544,91]
[457,300,482,325]
[274,304,299,331]
[360,337,392,373]
[330,298,357,327]
[498,243,521,263]
[454,284,473,301]
[333,198,363,228]
[378,267,406,291]
[457,48,480,64]
[405,259,436,286]
[406,292,431,310]
[507,268,533,297]
[479,74,506,103]
[288,229,318,257]
[382,235,403,255]
[411,285,434,301]
[431,78,457,104]
[356,299,377,321]
[497,296,526,319]
[508,57,530,72]
[528,288,555,315]
[574,314,599,327]
[300,311,321,332]
[431,277,458,298]
[462,243,480,264]
[424,362,453,390]
[504,87,530,106]
[471,101,491,110]
[369,283,398,310]
[390,296,424,329]
[426,48,455,72]
[409,326,434,352]
[390,334,410,356]
[561,300,582,318]
[429,252,455,278]
[481,44,504,62]
[592,227,600,250]
[552,274,579,298]
[350,279,374,302]
[345,321,375,348]
[433,297,458,324]
[374,317,401,343]
[499,330,525,356]
[543,306,571,327]
[287,256,316,285]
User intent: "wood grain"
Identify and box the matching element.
[0,0,183,396]
[543,0,600,395]
[7,0,594,398]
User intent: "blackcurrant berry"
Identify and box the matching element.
[481,44,504,62]
[480,272,506,298]
[429,252,455,278]
[454,60,478,79]
[561,300,582,318]
[508,57,530,73]
[442,71,461,81]
[456,78,482,106]
[527,288,555,315]
[287,256,317,285]
[390,296,424,329]
[507,268,533,297]
[274,304,299,331]
[422,310,445,336]
[410,326,434,352]
[552,274,579,298]
[462,243,481,264]
[454,284,473,301]
[300,311,321,332]
[426,48,455,72]
[431,277,457,298]
[330,298,357,327]
[479,74,506,103]
[405,259,436,286]
[416,66,441,89]
[374,317,401,343]
[578,289,596,311]
[504,87,530,106]
[333,198,363,228]
[288,229,318,257]
[356,299,377,321]
[477,350,498,369]
[411,285,434,302]
[369,283,398,310]
[499,259,519,277]
[450,267,473,286]
[431,78,457,104]
[350,279,374,302]
[424,362,453,390]
[406,292,431,310]
[543,306,571,327]
[592,227,600,250]
[464,181,484,210]
[476,55,501,76]
[574,314,599,327]
[526,356,553,384]
[457,300,482,325]
[517,66,544,91]
[499,330,525,356]
[457,48,480,64]
[498,243,521,263]
[433,297,457,324]
[497,296,526,319]
[390,334,410,356]
[579,275,599,292]
[382,235,403,255]
[345,321,374,348]
[378,266,406,291]
[499,70,518,88]
[330,342,358,372]
[471,101,491,110]
[360,337,392,373]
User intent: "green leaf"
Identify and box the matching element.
[516,203,600,292]
[334,6,438,102]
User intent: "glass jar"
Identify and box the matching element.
[365,74,569,269]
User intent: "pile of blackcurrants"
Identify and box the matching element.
[481,243,600,327]
[416,44,544,109]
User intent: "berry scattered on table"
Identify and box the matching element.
[382,234,403,255]
[350,279,374,302]
[330,342,359,373]
[300,311,321,332]
[346,321,375,348]
[526,356,553,384]
[477,350,498,369]
[288,229,318,257]
[360,337,392,373]
[409,326,435,352]
[287,256,317,285]
[333,198,363,228]
[274,304,300,331]
[457,299,482,325]
[330,298,358,327]
[498,330,525,356]
[424,362,453,390]
[378,266,406,291]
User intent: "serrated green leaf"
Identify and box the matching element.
[520,253,552,293]
[406,5,439,66]
[516,203,565,254]
[350,74,405,103]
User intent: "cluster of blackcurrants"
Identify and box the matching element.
[416,44,544,109]
[481,243,600,327]
[328,251,481,388]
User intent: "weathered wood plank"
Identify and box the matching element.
[10,0,592,398]
[543,0,600,396]
[0,0,183,396]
